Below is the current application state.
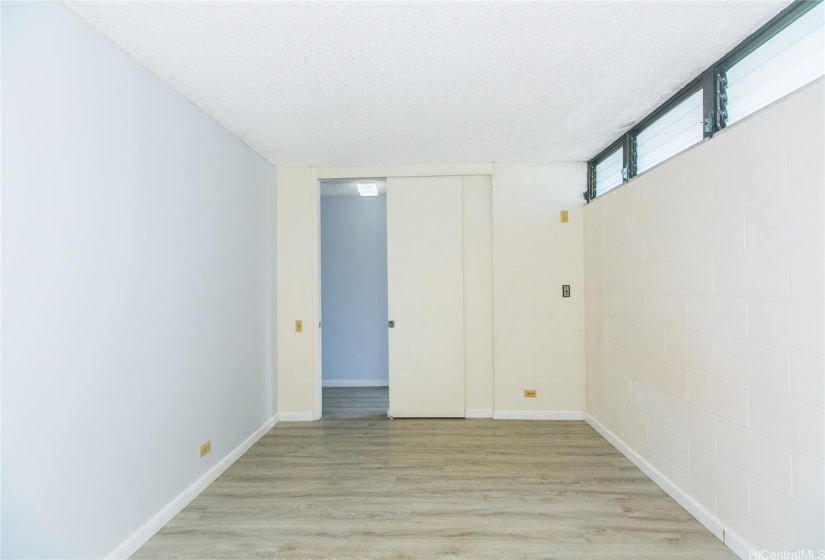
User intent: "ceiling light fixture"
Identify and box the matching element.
[357,182,378,196]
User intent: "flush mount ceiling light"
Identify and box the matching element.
[357,182,378,196]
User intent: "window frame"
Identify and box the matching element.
[592,142,624,197]
[585,0,821,202]
[634,84,705,175]
[587,138,623,202]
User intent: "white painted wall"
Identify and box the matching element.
[320,196,388,387]
[491,164,587,417]
[584,80,824,555]
[463,176,495,415]
[0,3,277,558]
[278,163,590,420]
[276,168,320,420]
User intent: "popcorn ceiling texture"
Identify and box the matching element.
[66,1,788,167]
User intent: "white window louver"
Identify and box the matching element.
[636,90,704,175]
[726,2,825,126]
[595,147,623,196]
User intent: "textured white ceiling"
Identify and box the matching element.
[66,1,789,167]
[320,179,387,197]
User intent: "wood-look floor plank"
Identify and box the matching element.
[132,388,734,559]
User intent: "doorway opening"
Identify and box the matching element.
[319,179,389,420]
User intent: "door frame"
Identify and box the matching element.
[307,164,494,421]
[317,176,390,418]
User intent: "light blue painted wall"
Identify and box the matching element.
[320,196,388,384]
[1,3,275,558]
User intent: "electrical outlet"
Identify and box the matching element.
[562,285,571,298]
[560,210,569,223]
[524,389,537,398]
[199,440,211,458]
[295,320,303,333]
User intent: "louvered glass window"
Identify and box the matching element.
[636,90,704,174]
[595,147,623,196]
[726,2,824,125]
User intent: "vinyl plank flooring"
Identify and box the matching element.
[321,386,388,420]
[132,388,734,560]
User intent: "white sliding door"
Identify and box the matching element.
[387,176,465,418]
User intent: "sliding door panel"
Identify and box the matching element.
[387,176,464,418]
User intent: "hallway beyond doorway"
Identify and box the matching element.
[322,387,388,421]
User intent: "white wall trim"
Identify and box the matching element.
[313,163,494,180]
[106,413,279,559]
[278,411,314,422]
[493,410,584,420]
[584,412,751,560]
[322,379,389,388]
[465,408,494,418]
[723,532,755,560]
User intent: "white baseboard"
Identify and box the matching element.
[278,411,314,422]
[106,413,279,559]
[493,410,584,420]
[465,408,494,418]
[322,379,389,388]
[724,531,754,560]
[584,412,751,560]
